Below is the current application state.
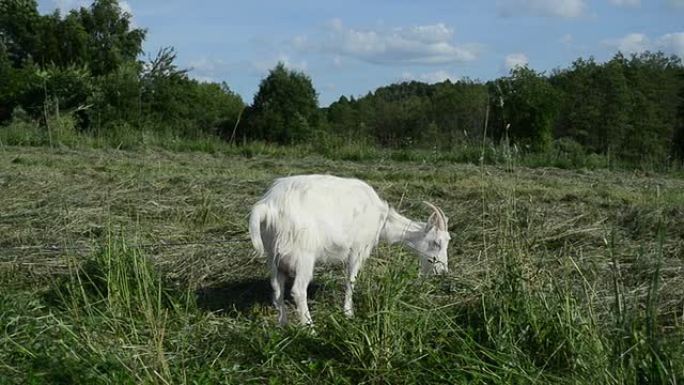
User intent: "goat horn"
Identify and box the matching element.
[435,206,448,229]
[436,205,447,224]
[427,212,436,229]
[423,201,446,230]
[433,203,447,225]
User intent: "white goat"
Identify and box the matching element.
[249,174,450,325]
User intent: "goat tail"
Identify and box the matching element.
[249,202,268,258]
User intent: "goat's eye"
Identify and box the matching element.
[432,240,441,249]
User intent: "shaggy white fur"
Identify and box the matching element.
[249,174,450,325]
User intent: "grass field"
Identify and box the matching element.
[1,144,683,384]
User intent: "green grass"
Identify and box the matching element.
[3,117,683,173]
[0,144,683,384]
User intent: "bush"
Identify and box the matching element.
[0,106,80,147]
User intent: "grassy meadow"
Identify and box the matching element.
[0,143,683,384]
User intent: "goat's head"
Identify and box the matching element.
[415,202,450,276]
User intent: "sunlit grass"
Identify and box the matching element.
[0,143,682,384]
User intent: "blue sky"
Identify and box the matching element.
[39,0,684,106]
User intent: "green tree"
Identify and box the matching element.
[0,0,41,65]
[89,47,243,137]
[326,95,359,140]
[432,79,488,147]
[0,0,143,74]
[139,47,190,132]
[36,10,89,69]
[74,0,145,76]
[0,42,16,120]
[597,55,631,157]
[0,0,145,124]
[622,52,682,162]
[86,60,140,131]
[193,82,244,139]
[246,63,319,144]
[551,52,682,163]
[0,41,41,120]
[551,58,604,150]
[675,78,684,160]
[494,66,559,152]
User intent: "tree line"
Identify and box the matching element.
[2,0,684,165]
[321,55,684,164]
[0,0,243,139]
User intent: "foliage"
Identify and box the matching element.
[0,0,144,72]
[552,53,683,163]
[321,53,683,166]
[325,79,489,149]
[491,66,559,152]
[675,72,684,159]
[0,0,243,139]
[138,47,243,137]
[71,0,145,76]
[0,44,41,120]
[243,62,319,144]
[1,0,684,167]
[0,0,42,66]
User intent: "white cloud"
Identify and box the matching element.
[607,0,640,7]
[504,53,529,70]
[192,75,218,83]
[188,57,225,83]
[604,33,650,54]
[51,0,89,12]
[46,0,136,26]
[119,1,137,27]
[327,18,344,31]
[251,55,308,74]
[497,0,586,18]
[400,24,454,44]
[667,0,684,8]
[657,32,684,57]
[560,34,574,45]
[401,70,458,83]
[294,20,481,66]
[49,0,133,15]
[119,1,133,16]
[190,57,223,73]
[603,32,684,58]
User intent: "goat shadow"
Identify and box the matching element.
[195,276,322,315]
